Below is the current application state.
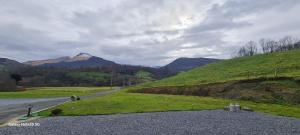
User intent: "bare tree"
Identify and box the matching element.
[237,41,258,57]
[260,38,268,54]
[260,38,279,53]
[245,36,299,56]
[266,40,278,53]
[295,41,300,49]
[245,41,258,56]
[237,46,247,57]
[277,36,294,51]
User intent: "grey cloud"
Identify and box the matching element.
[0,0,300,66]
[0,24,52,51]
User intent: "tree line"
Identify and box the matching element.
[5,64,172,87]
[237,36,300,57]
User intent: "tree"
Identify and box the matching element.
[0,73,17,91]
[237,46,247,57]
[295,41,300,49]
[10,73,22,85]
[134,70,154,83]
[245,41,258,56]
[237,41,258,57]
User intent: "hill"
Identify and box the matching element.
[133,49,300,104]
[0,58,26,71]
[24,53,117,68]
[162,57,219,73]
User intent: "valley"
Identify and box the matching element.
[1,1,300,134]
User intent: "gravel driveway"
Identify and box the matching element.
[0,110,300,135]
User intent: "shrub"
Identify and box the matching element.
[70,95,77,101]
[51,109,63,116]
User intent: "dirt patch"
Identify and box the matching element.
[134,77,300,104]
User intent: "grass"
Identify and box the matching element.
[142,49,300,87]
[39,89,300,119]
[0,87,110,98]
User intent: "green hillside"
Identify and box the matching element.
[133,49,300,104]
[67,72,111,82]
[144,49,300,87]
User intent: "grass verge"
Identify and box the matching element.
[0,87,111,98]
[39,89,300,119]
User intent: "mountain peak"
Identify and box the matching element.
[75,53,93,58]
[72,53,93,61]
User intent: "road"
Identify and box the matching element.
[0,87,121,125]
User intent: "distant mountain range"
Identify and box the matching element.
[1,53,220,73]
[24,53,116,68]
[162,57,220,73]
[0,58,26,71]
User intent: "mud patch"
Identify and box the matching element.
[134,77,300,104]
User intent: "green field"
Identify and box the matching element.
[142,49,300,87]
[39,90,300,118]
[0,87,110,98]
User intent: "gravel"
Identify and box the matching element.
[1,110,300,135]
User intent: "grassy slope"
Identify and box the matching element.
[39,90,300,118]
[143,49,300,87]
[0,87,110,98]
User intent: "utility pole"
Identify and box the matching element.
[122,76,125,87]
[110,71,113,89]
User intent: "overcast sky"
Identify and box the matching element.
[0,0,300,66]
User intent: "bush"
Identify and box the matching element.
[70,95,81,101]
[51,109,63,116]
[70,95,77,101]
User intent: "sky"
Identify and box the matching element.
[0,0,300,66]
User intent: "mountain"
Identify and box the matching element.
[0,58,26,71]
[24,53,117,68]
[162,57,219,73]
[24,56,71,66]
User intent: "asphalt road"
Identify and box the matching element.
[0,87,121,125]
[0,110,300,135]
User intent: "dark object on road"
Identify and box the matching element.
[27,105,33,117]
[76,97,81,100]
[51,109,63,116]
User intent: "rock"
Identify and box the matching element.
[224,106,229,111]
[242,107,253,112]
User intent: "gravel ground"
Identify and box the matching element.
[0,110,300,135]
